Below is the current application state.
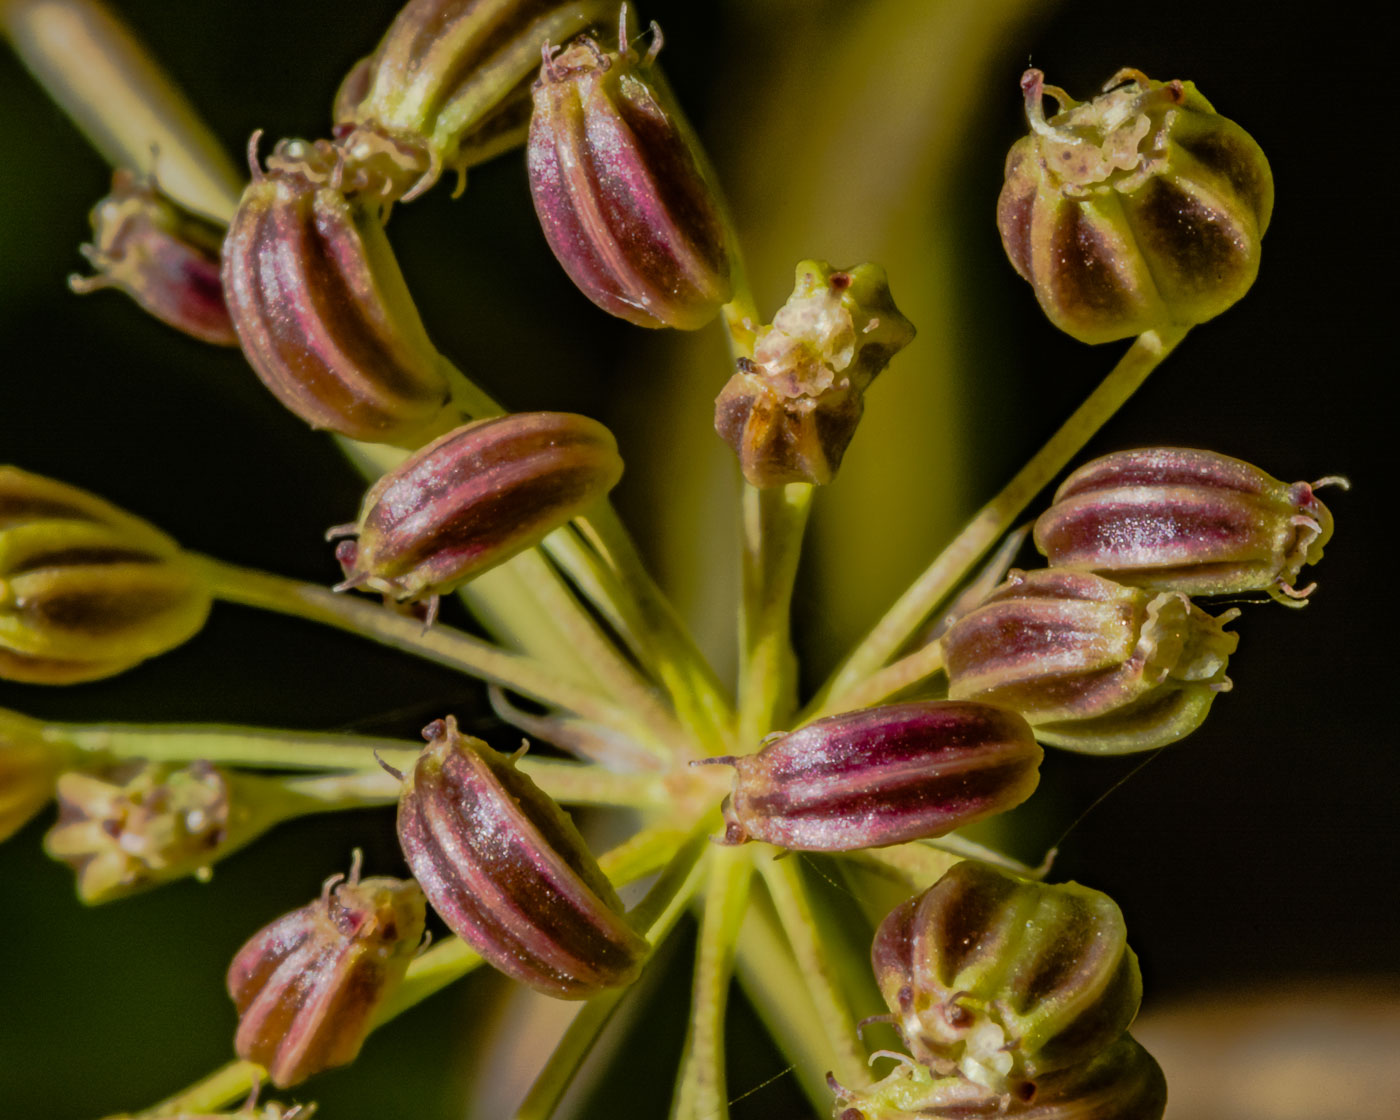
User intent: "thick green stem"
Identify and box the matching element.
[670,845,753,1120]
[737,484,813,745]
[1,0,242,220]
[191,554,673,761]
[818,326,1190,708]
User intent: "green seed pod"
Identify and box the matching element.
[228,855,426,1087]
[871,862,1142,1098]
[1035,447,1340,605]
[998,68,1272,344]
[829,1033,1165,1119]
[527,13,734,329]
[711,701,1041,852]
[221,142,456,446]
[43,760,304,904]
[0,706,74,842]
[395,716,649,997]
[714,261,916,487]
[941,568,1238,754]
[0,466,212,684]
[69,169,237,346]
[335,0,618,200]
[329,412,623,615]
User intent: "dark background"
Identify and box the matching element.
[1,1,1391,1117]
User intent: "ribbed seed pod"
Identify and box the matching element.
[0,706,73,842]
[330,412,623,609]
[527,15,733,329]
[941,568,1238,754]
[221,146,455,446]
[396,716,649,997]
[712,701,1041,851]
[335,0,618,200]
[42,760,302,904]
[998,68,1272,344]
[829,1033,1165,1119]
[69,169,236,345]
[0,466,211,684]
[871,861,1142,1097]
[1035,447,1339,605]
[714,261,916,487]
[228,857,426,1087]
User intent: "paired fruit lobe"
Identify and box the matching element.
[227,861,426,1087]
[1034,447,1337,605]
[335,0,618,199]
[871,861,1142,1097]
[998,68,1272,344]
[714,261,916,487]
[714,701,1041,852]
[395,716,649,997]
[829,1033,1165,1119]
[70,169,237,346]
[527,18,733,329]
[941,568,1238,754]
[0,466,212,684]
[330,411,623,604]
[221,145,456,446]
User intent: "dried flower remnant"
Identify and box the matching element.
[1035,446,1341,604]
[942,568,1238,754]
[221,140,457,446]
[871,861,1142,1098]
[69,168,237,345]
[998,68,1272,343]
[0,466,212,684]
[710,701,1041,851]
[395,716,648,997]
[227,854,426,1087]
[527,12,734,328]
[334,0,619,200]
[329,411,623,618]
[715,261,915,486]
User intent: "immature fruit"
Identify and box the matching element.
[70,169,236,345]
[871,861,1142,1097]
[395,716,648,997]
[330,412,623,610]
[1035,446,1338,605]
[0,466,211,684]
[941,568,1238,754]
[221,143,456,446]
[527,15,733,328]
[998,68,1272,344]
[228,857,426,1087]
[713,701,1041,851]
[714,261,915,487]
[0,706,73,842]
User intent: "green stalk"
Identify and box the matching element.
[817,326,1190,708]
[0,0,242,220]
[669,845,753,1120]
[736,484,813,745]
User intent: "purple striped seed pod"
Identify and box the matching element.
[0,467,211,685]
[711,701,1042,852]
[1034,447,1338,605]
[69,169,236,346]
[328,412,623,614]
[871,861,1143,1099]
[829,1033,1165,1120]
[333,0,617,200]
[998,69,1272,345]
[227,856,426,1087]
[941,568,1238,755]
[395,717,649,998]
[221,142,455,447]
[527,14,733,329]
